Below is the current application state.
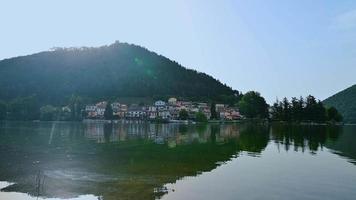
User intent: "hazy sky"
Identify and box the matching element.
[1,0,355,103]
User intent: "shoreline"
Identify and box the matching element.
[1,119,353,126]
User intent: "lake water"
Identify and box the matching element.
[0,121,355,200]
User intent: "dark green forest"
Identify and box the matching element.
[0,42,241,120]
[323,85,356,123]
[271,95,343,123]
[0,42,239,104]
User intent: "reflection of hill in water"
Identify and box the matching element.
[270,124,342,153]
[1,122,354,200]
[270,124,356,165]
[0,122,269,200]
[323,126,356,164]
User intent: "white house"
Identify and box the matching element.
[215,104,225,112]
[158,110,171,119]
[85,105,96,112]
[168,97,177,105]
[96,101,107,117]
[126,110,146,118]
[148,106,157,112]
[149,111,158,119]
[154,100,166,107]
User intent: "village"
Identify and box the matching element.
[84,97,243,122]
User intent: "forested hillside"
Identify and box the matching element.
[323,85,356,123]
[0,41,239,106]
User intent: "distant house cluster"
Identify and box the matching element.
[84,97,242,121]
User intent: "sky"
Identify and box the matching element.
[1,0,355,103]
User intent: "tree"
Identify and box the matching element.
[270,95,342,123]
[179,109,189,120]
[210,102,218,120]
[69,95,83,121]
[296,96,305,121]
[315,101,326,122]
[290,97,299,121]
[104,102,114,120]
[305,95,318,121]
[282,97,291,121]
[326,106,343,122]
[7,95,40,120]
[238,91,268,119]
[195,112,208,123]
[271,99,283,121]
[40,105,58,121]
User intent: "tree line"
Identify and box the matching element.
[0,95,84,121]
[270,95,342,123]
[0,91,343,124]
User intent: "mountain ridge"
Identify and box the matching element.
[0,41,240,106]
[323,84,356,123]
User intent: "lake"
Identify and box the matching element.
[0,121,355,200]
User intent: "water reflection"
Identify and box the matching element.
[0,121,355,200]
[270,124,342,153]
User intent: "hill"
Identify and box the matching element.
[323,85,356,123]
[0,42,239,106]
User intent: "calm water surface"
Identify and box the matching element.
[0,121,355,200]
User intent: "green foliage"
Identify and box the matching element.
[6,95,40,120]
[195,112,208,123]
[238,91,268,119]
[179,109,189,120]
[210,102,218,120]
[271,95,341,123]
[326,106,343,122]
[323,84,356,123]
[104,102,114,120]
[215,93,242,106]
[40,105,59,121]
[0,42,238,108]
[69,95,83,121]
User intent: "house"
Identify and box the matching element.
[126,110,146,119]
[125,105,146,119]
[60,106,72,120]
[111,102,129,118]
[215,104,225,112]
[158,110,171,120]
[168,105,180,119]
[111,102,121,118]
[197,103,208,110]
[111,102,120,110]
[181,101,193,107]
[148,101,171,120]
[154,100,166,107]
[96,101,107,118]
[168,97,177,105]
[202,109,211,119]
[149,111,158,119]
[220,112,227,120]
[85,105,97,118]
[85,105,96,112]
[230,110,242,120]
[221,108,242,120]
[148,106,157,112]
[62,106,72,113]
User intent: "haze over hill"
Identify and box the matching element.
[0,42,240,106]
[323,85,356,123]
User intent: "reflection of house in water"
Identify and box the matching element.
[84,123,106,143]
[0,122,257,200]
[82,122,243,146]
